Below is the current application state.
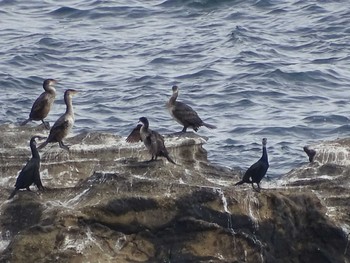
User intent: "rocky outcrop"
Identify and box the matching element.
[0,124,349,262]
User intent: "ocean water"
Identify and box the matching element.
[0,0,349,177]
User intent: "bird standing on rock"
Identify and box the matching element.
[166,85,216,132]
[8,136,45,199]
[235,138,269,192]
[21,79,58,129]
[126,117,176,164]
[38,89,78,151]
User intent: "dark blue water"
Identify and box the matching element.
[1,0,349,177]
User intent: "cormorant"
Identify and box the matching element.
[38,89,78,151]
[235,138,269,192]
[8,136,45,199]
[126,117,176,164]
[21,79,58,129]
[166,85,216,132]
[303,146,316,162]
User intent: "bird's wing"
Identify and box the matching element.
[150,131,162,153]
[18,160,35,176]
[155,131,166,152]
[173,102,202,124]
[47,117,70,141]
[15,159,39,188]
[30,93,49,115]
[33,169,43,189]
[126,124,142,143]
[242,161,261,181]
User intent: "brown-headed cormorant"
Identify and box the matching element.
[126,117,176,164]
[167,85,216,132]
[8,136,45,199]
[235,138,269,192]
[21,79,58,129]
[38,89,77,151]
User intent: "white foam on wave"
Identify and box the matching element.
[0,230,11,253]
[314,143,350,166]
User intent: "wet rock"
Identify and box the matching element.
[0,124,349,262]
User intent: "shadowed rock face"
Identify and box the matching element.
[0,124,349,262]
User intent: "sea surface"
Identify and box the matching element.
[0,0,349,177]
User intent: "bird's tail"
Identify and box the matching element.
[21,119,30,126]
[37,141,48,150]
[8,189,18,199]
[235,180,245,186]
[166,155,176,165]
[161,151,176,165]
[203,122,216,129]
[35,179,45,191]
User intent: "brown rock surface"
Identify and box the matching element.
[0,124,349,262]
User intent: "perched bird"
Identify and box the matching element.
[303,146,316,162]
[235,138,269,192]
[38,89,78,151]
[8,136,45,199]
[126,117,176,164]
[21,79,58,129]
[166,85,216,132]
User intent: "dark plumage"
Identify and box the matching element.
[126,117,176,164]
[235,138,269,192]
[21,79,58,129]
[38,89,77,151]
[167,85,216,132]
[8,136,45,199]
[303,146,316,162]
[126,124,142,143]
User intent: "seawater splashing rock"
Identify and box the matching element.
[0,124,349,262]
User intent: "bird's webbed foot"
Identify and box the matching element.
[42,120,51,130]
[59,141,70,151]
[252,183,261,193]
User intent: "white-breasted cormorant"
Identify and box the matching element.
[235,138,269,192]
[8,136,45,199]
[38,89,77,151]
[21,79,58,129]
[126,117,176,164]
[167,85,216,132]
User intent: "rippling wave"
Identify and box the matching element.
[0,0,349,177]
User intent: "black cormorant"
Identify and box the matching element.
[21,79,58,129]
[303,146,316,162]
[126,117,176,164]
[235,138,269,192]
[38,89,77,151]
[167,85,216,132]
[8,136,45,199]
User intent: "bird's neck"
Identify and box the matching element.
[44,85,56,94]
[140,124,148,132]
[65,95,74,115]
[169,91,178,105]
[261,145,268,162]
[30,143,40,159]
